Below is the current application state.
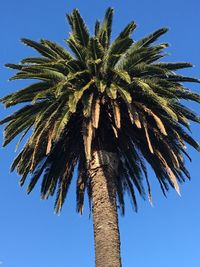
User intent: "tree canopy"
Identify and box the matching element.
[1,7,199,214]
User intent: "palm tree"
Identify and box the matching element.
[1,7,199,267]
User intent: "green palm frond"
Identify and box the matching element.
[134,28,168,48]
[21,38,58,59]
[97,7,114,48]
[67,9,90,47]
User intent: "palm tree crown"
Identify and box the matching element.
[1,8,199,214]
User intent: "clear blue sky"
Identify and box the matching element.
[0,1,200,267]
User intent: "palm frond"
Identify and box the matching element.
[98,7,114,48]
[67,9,90,47]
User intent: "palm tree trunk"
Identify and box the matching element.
[89,150,122,267]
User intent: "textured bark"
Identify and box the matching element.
[89,150,122,267]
